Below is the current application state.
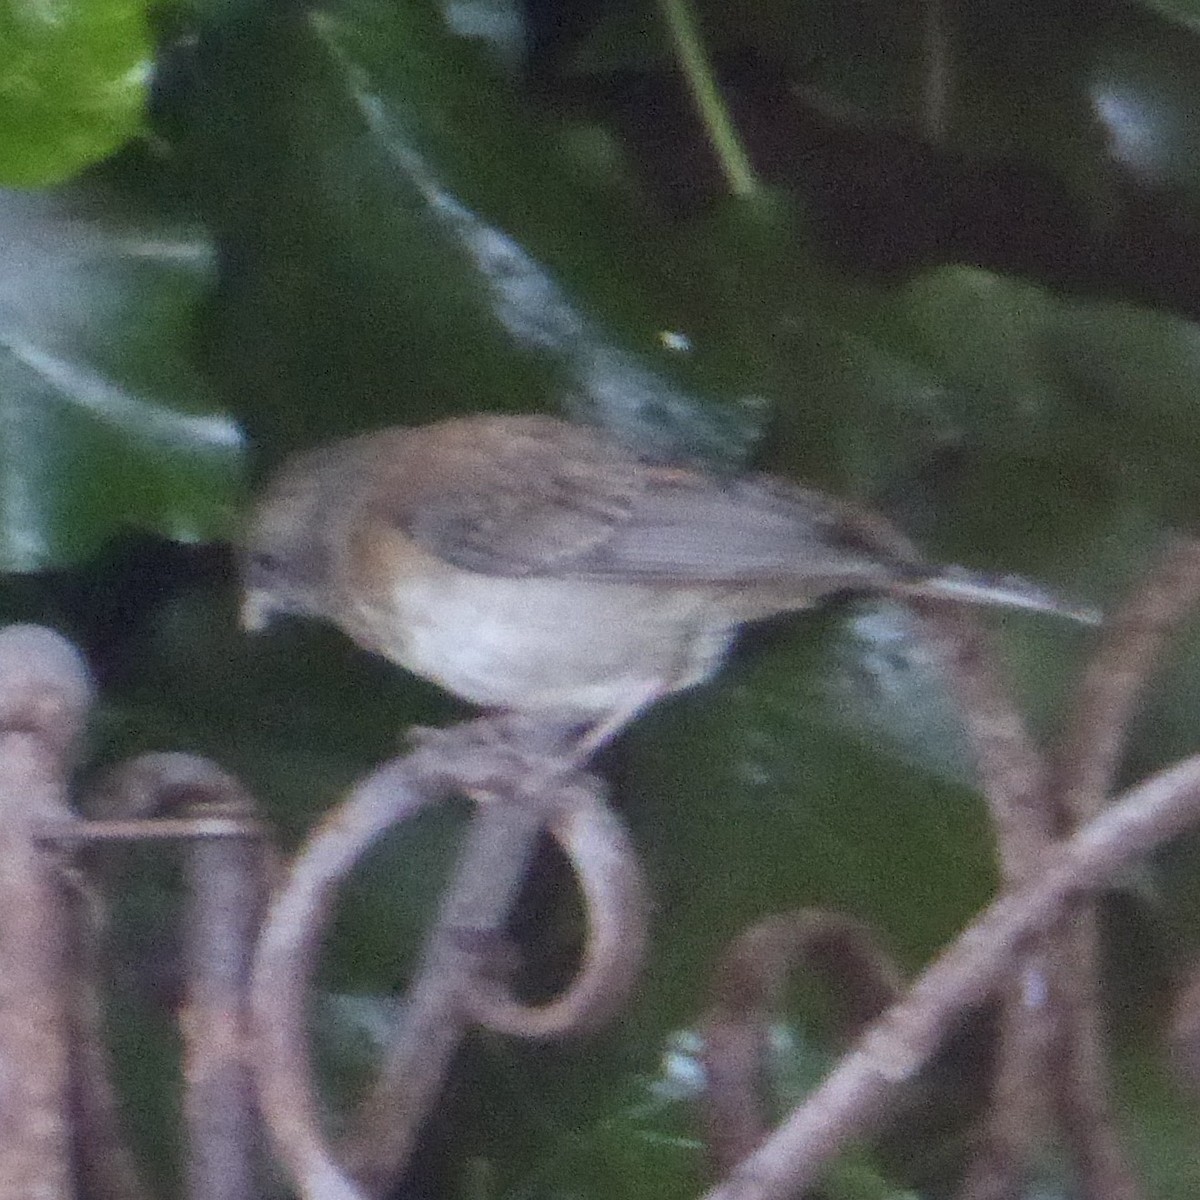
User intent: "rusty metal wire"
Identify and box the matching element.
[700,750,1200,1200]
[3,539,1200,1200]
[251,719,650,1198]
[95,754,273,1200]
[0,626,94,1200]
[700,910,902,1174]
[699,537,1200,1200]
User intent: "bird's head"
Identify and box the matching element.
[240,442,361,632]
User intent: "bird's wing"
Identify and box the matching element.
[381,420,920,584]
[561,474,923,584]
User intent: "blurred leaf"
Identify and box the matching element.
[0,0,151,185]
[1089,19,1200,190]
[1117,1050,1200,1198]
[463,1020,922,1200]
[1137,0,1200,33]
[197,1,766,463]
[0,184,242,571]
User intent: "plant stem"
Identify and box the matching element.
[658,0,758,197]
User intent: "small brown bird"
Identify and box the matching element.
[242,414,1093,745]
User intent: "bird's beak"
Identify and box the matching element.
[240,590,274,633]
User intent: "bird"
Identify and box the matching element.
[241,413,1095,748]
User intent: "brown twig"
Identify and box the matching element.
[700,910,902,1174]
[253,753,446,1200]
[1054,537,1200,817]
[459,791,649,1037]
[49,816,265,841]
[100,753,273,1200]
[1044,537,1200,1200]
[914,603,1050,867]
[0,625,94,1200]
[700,751,1200,1200]
[340,773,552,1198]
[914,601,1055,1198]
[251,721,650,1200]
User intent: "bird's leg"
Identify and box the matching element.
[570,683,669,765]
[406,696,654,802]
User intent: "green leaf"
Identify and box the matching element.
[0,0,151,185]
[0,185,242,571]
[196,1,767,462]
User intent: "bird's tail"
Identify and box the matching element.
[902,565,1102,625]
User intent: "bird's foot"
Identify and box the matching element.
[407,715,598,810]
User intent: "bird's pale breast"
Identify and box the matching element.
[342,527,739,718]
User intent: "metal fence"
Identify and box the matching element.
[2,539,1200,1199]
